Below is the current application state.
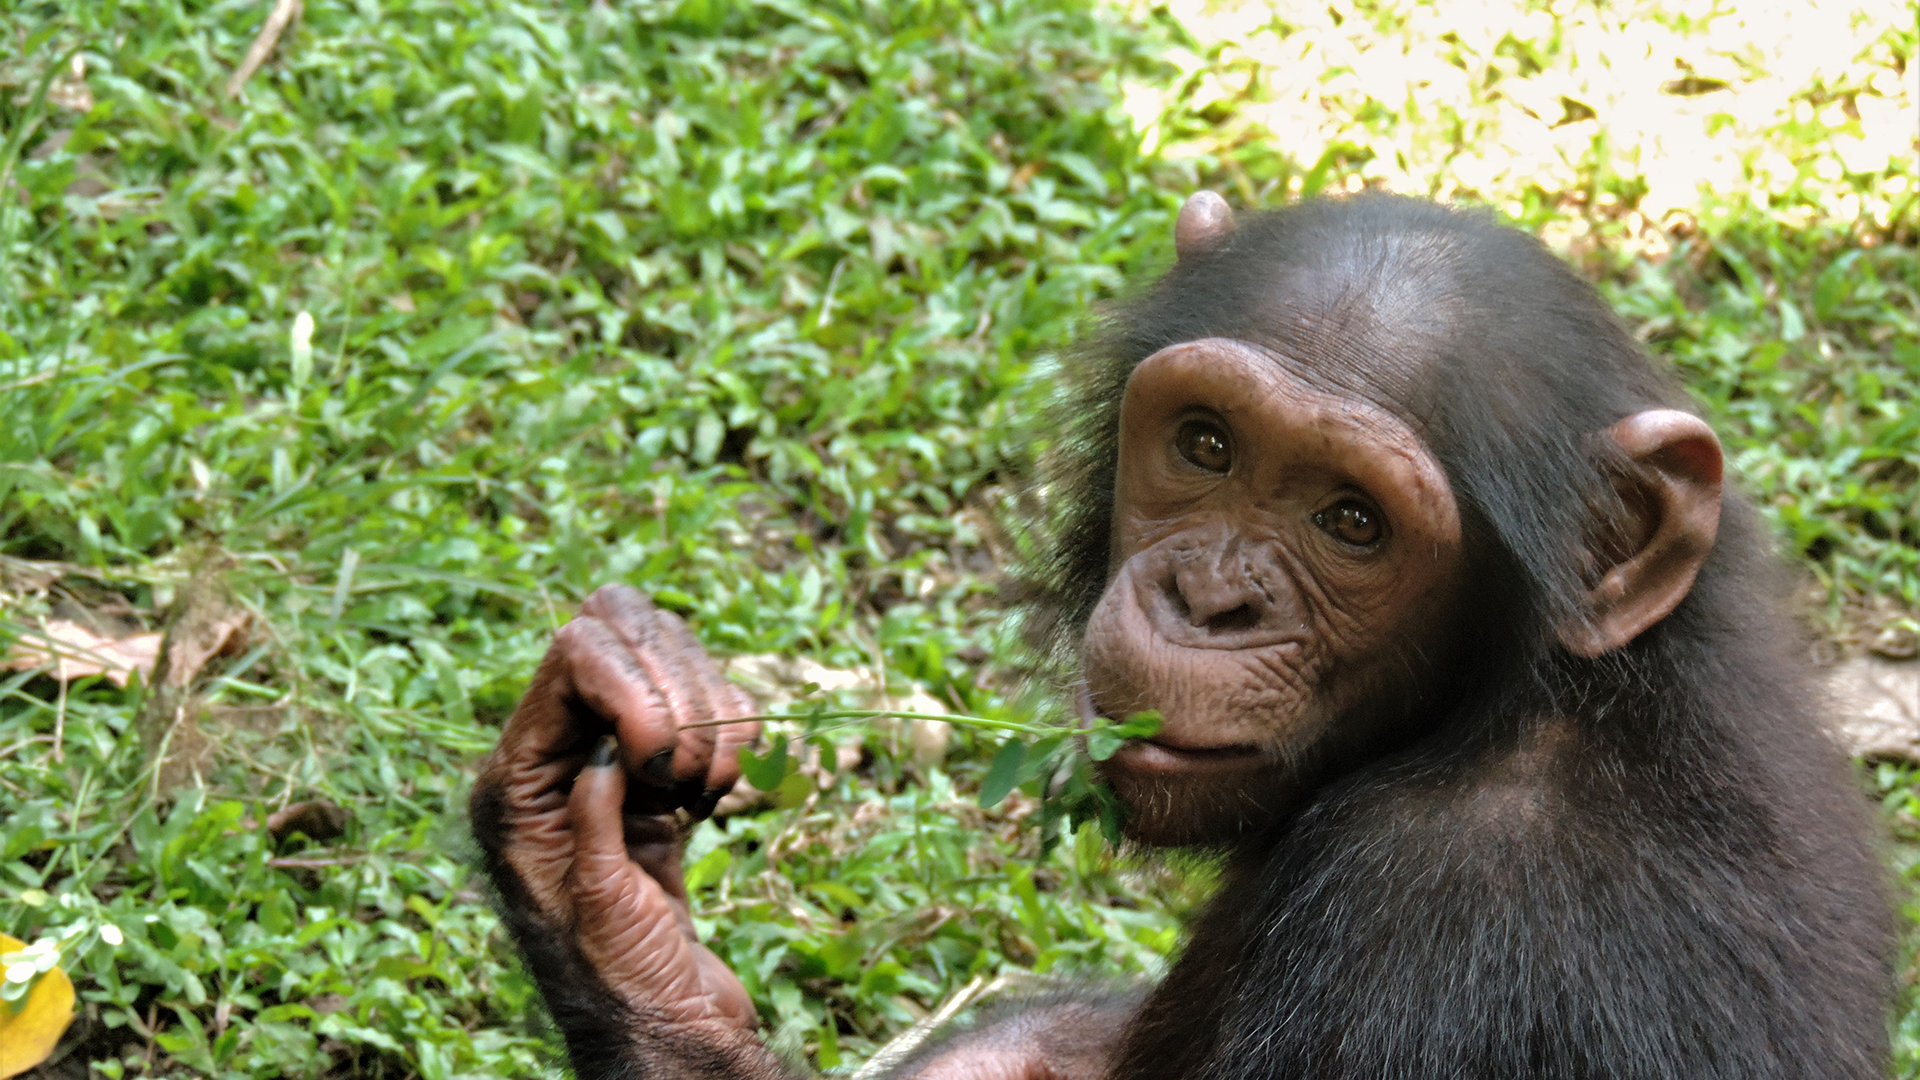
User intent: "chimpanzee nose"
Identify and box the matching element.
[1170,570,1263,633]
[1165,543,1277,638]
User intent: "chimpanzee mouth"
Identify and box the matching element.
[1074,688,1268,775]
[1107,737,1269,777]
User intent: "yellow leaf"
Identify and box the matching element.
[0,934,75,1079]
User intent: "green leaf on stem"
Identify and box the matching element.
[1116,710,1163,739]
[978,739,1025,808]
[739,734,790,791]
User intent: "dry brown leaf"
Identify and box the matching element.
[1829,655,1920,762]
[4,620,161,688]
[161,610,248,688]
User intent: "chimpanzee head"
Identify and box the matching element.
[1031,194,1725,845]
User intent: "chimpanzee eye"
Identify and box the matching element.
[1174,419,1232,473]
[1313,499,1386,548]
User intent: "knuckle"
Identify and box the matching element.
[552,618,593,650]
[584,583,649,616]
[667,611,719,649]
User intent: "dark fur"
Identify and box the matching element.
[1017,195,1890,1079]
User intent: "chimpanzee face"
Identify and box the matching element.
[1079,337,1467,846]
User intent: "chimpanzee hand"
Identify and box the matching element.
[471,585,763,1037]
[474,587,1118,1080]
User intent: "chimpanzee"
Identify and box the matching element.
[470,193,1891,1080]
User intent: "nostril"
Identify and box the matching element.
[1167,587,1192,622]
[1204,604,1261,634]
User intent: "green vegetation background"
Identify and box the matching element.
[0,0,1913,1077]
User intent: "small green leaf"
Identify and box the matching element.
[774,771,813,809]
[978,739,1025,808]
[805,881,862,909]
[739,735,789,791]
[684,847,731,892]
[1116,710,1163,739]
[818,1017,842,1069]
[1021,735,1066,781]
[1097,789,1129,846]
[1085,727,1123,762]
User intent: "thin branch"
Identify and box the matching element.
[224,0,302,99]
[267,855,364,869]
[0,369,56,394]
[680,708,1055,736]
[851,974,1005,1080]
[0,734,54,761]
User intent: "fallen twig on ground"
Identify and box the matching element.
[225,0,302,98]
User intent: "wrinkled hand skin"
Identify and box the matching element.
[472,585,1129,1080]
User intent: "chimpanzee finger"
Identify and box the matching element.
[567,738,694,940]
[578,587,718,788]
[560,617,685,770]
[569,736,635,873]
[645,609,757,791]
[488,630,598,770]
[627,623,758,816]
[611,813,695,942]
[573,586,755,816]
[577,584,662,640]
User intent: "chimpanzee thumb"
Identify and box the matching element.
[569,736,637,884]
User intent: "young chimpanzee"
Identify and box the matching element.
[470,193,1891,1080]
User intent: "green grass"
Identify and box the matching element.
[0,0,1913,1077]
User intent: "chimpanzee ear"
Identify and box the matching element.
[1558,409,1723,658]
[1175,191,1235,259]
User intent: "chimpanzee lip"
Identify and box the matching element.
[1107,737,1267,776]
[1075,688,1267,773]
[1143,735,1262,755]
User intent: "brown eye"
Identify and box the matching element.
[1314,500,1385,548]
[1174,419,1232,473]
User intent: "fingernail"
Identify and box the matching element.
[692,787,727,819]
[641,748,676,787]
[589,735,619,769]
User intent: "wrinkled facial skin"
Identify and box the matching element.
[1082,338,1466,846]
